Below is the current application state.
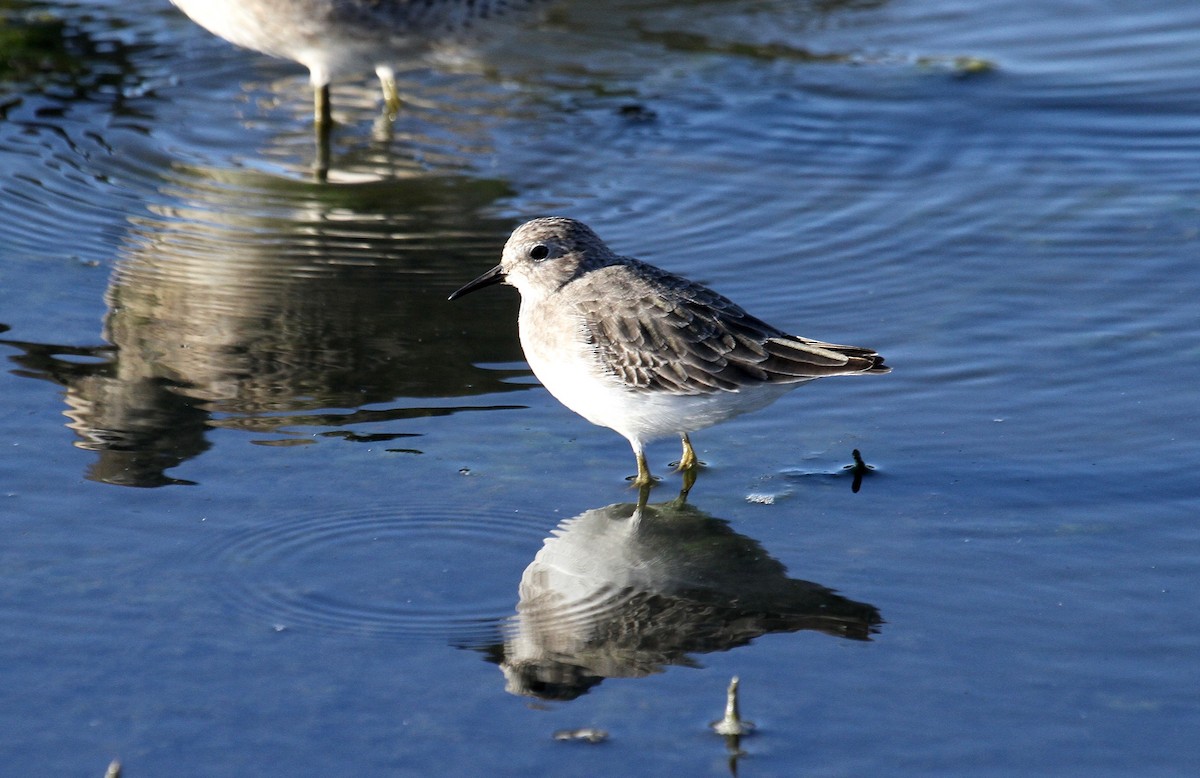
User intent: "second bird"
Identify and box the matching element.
[170,0,548,177]
[450,218,890,487]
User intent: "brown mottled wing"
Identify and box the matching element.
[573,259,888,395]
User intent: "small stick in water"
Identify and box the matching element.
[711,676,755,736]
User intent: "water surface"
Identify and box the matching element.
[1,0,1198,774]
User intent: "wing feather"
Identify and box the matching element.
[570,258,888,395]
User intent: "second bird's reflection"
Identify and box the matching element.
[477,489,882,701]
[2,167,527,486]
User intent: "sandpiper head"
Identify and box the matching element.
[448,217,613,301]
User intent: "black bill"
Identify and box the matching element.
[448,264,506,301]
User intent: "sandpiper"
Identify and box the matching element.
[170,0,547,177]
[450,217,890,486]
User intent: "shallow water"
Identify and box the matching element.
[2,0,1198,774]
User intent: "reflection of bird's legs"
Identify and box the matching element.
[313,82,332,182]
[679,464,697,501]
[675,434,701,498]
[635,481,652,512]
[377,66,401,120]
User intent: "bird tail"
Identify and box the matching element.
[762,336,890,378]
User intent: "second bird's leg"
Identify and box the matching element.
[313,83,332,182]
[314,82,332,129]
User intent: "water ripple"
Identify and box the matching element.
[205,502,548,643]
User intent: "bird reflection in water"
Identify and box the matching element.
[480,488,882,701]
[0,169,526,487]
[2,339,209,487]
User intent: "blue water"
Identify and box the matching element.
[2,0,1198,774]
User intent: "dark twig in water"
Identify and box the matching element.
[845,448,877,493]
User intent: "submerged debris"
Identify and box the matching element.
[916,54,998,77]
[553,727,609,744]
[712,677,755,774]
[711,676,755,737]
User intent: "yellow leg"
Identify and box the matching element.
[633,449,655,487]
[678,434,698,471]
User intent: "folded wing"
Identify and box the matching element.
[575,259,888,395]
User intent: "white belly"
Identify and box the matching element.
[518,304,800,447]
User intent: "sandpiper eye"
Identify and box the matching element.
[529,244,550,261]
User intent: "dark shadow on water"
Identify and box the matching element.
[464,490,882,701]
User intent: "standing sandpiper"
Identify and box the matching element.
[170,0,548,178]
[450,217,889,486]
